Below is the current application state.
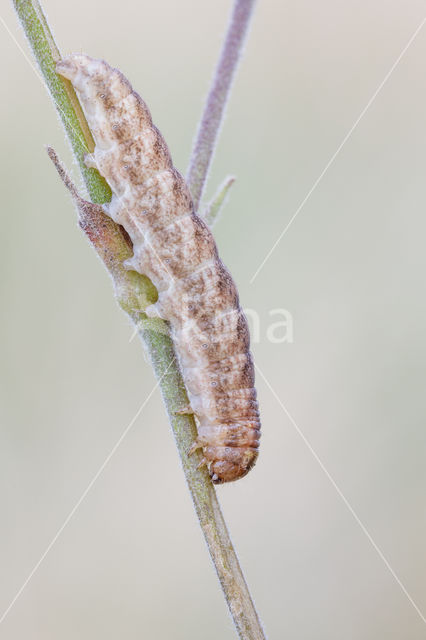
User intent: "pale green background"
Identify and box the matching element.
[1,0,426,638]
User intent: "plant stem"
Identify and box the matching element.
[186,0,256,210]
[139,326,266,640]
[14,0,111,203]
[13,1,266,638]
[203,175,236,227]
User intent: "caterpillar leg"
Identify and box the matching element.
[175,404,194,416]
[84,152,97,169]
[123,257,137,271]
[188,438,204,456]
[197,457,208,470]
[145,303,162,318]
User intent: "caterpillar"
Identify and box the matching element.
[56,54,261,483]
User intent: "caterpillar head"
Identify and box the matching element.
[57,54,131,114]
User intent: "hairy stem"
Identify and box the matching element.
[203,175,236,227]
[13,1,266,638]
[14,0,111,203]
[140,326,265,640]
[186,0,256,210]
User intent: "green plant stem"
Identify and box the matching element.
[13,1,266,638]
[140,326,265,639]
[14,0,111,203]
[203,175,236,227]
[186,0,256,210]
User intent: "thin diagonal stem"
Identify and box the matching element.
[11,1,266,638]
[203,175,235,226]
[186,0,256,210]
[13,0,111,203]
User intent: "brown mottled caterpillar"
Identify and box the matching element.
[57,54,260,483]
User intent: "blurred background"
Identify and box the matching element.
[1,0,426,638]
